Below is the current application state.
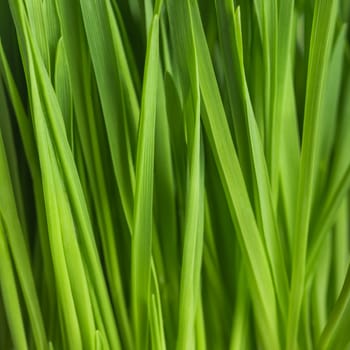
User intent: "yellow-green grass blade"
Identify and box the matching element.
[10,2,122,345]
[131,14,159,350]
[318,260,350,349]
[23,0,50,71]
[190,3,280,348]
[176,51,204,350]
[313,25,347,198]
[165,2,205,348]
[0,111,47,349]
[229,267,250,350]
[153,69,180,345]
[30,47,97,348]
[306,49,350,285]
[0,40,40,181]
[252,0,278,173]
[0,41,58,342]
[0,77,28,236]
[310,234,332,341]
[231,6,289,320]
[42,0,60,72]
[55,3,132,345]
[0,217,28,350]
[287,0,339,348]
[214,0,253,196]
[332,200,350,299]
[306,164,350,285]
[195,293,206,350]
[54,38,73,145]
[270,0,295,202]
[30,90,83,350]
[279,57,300,254]
[79,0,139,230]
[150,262,166,350]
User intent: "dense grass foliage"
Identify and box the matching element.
[0,0,350,349]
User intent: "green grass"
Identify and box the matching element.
[0,0,349,349]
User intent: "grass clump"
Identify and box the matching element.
[0,0,350,349]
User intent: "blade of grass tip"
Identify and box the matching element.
[95,331,102,350]
[0,121,47,350]
[318,261,350,350]
[0,217,28,350]
[85,276,108,348]
[150,295,163,350]
[95,330,108,350]
[131,13,159,350]
[189,2,280,348]
[287,0,339,348]
[150,262,166,350]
